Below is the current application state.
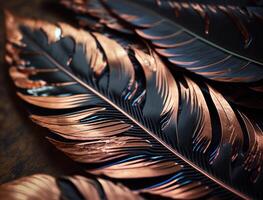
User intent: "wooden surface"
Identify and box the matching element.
[0,0,83,184]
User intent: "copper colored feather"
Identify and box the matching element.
[61,0,263,110]
[4,3,263,199]
[0,174,143,200]
[61,0,263,83]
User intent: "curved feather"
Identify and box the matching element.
[5,13,211,199]
[132,48,179,136]
[236,112,263,184]
[177,77,212,154]
[0,174,143,200]
[101,0,263,83]
[5,11,263,199]
[93,32,135,95]
[208,86,243,157]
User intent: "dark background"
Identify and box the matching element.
[0,0,82,184]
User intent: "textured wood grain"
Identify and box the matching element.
[0,0,83,184]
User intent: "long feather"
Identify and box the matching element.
[5,11,263,199]
[90,0,263,83]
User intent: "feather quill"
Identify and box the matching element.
[5,10,263,200]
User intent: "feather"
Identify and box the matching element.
[208,86,243,163]
[77,0,263,83]
[236,112,263,184]
[60,0,263,110]
[0,174,143,200]
[5,10,263,199]
[132,48,179,137]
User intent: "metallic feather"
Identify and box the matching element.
[98,0,263,83]
[0,174,143,200]
[5,10,263,200]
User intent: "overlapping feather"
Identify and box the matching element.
[60,0,263,83]
[60,0,263,110]
[101,0,263,83]
[4,3,263,199]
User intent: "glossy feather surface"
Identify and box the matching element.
[4,2,263,199]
